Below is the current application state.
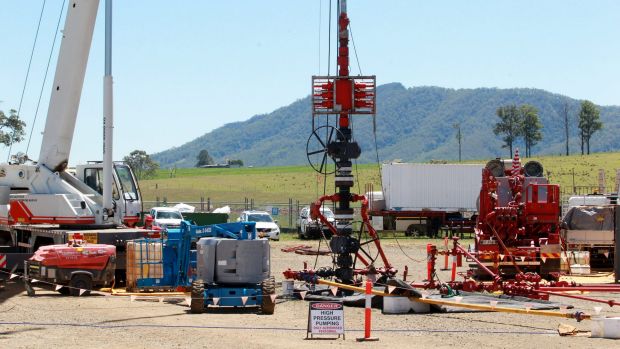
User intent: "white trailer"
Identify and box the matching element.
[369,163,484,236]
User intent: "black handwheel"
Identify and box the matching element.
[190,280,205,314]
[306,125,344,175]
[261,276,276,315]
[69,274,92,296]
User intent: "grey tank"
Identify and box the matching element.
[196,238,270,284]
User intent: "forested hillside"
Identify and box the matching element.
[152,83,620,168]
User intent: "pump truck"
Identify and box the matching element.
[127,221,276,314]
[0,0,148,275]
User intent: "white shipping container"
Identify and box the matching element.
[381,163,484,212]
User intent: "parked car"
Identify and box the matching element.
[238,210,280,241]
[297,205,335,239]
[146,207,184,230]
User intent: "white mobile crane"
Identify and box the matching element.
[0,0,146,273]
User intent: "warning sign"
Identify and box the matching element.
[307,301,345,339]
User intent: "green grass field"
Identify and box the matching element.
[139,151,620,206]
[140,163,382,204]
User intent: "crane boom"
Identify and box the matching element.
[38,0,100,172]
[0,0,142,228]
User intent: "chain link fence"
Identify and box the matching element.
[144,198,313,231]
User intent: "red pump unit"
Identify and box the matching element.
[23,234,116,296]
[475,151,562,277]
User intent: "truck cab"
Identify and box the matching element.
[75,162,142,227]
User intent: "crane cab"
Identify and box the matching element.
[75,162,142,227]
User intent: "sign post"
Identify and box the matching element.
[356,279,379,341]
[307,301,345,340]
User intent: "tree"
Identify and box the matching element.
[123,150,159,180]
[493,104,522,158]
[196,149,214,167]
[578,100,603,155]
[519,104,542,157]
[227,159,244,167]
[0,109,26,147]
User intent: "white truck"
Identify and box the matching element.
[0,0,147,275]
[368,163,484,237]
[296,205,335,239]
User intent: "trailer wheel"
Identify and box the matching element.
[190,280,205,314]
[261,276,276,315]
[405,224,420,237]
[69,274,92,296]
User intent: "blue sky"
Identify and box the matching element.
[0,1,618,164]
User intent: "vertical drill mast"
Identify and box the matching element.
[310,0,381,283]
[334,0,356,237]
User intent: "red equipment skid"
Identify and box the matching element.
[475,151,562,277]
[24,234,116,296]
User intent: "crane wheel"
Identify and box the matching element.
[261,276,276,315]
[190,280,205,314]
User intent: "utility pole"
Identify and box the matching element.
[562,102,570,156]
[453,123,462,162]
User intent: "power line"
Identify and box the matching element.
[8,0,48,160]
[25,0,67,156]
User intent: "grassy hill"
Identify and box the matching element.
[140,151,620,205]
[151,83,620,168]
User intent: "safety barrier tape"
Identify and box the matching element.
[0,321,557,335]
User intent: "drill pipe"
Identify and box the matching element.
[315,279,590,321]
[536,289,620,307]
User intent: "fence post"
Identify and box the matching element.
[200,197,204,212]
[207,197,211,212]
[163,197,167,206]
[599,169,606,194]
[288,198,293,227]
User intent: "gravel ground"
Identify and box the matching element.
[2,238,620,348]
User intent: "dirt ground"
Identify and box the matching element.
[2,238,620,348]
